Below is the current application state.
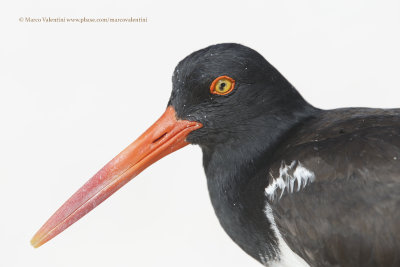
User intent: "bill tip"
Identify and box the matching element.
[30,236,43,248]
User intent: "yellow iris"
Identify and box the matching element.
[210,76,235,95]
[215,78,233,94]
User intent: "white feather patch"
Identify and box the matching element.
[265,161,315,201]
[262,204,310,267]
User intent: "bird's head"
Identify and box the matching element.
[169,43,305,146]
[31,43,310,248]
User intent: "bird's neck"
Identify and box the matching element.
[200,104,318,262]
[202,103,317,192]
[201,112,307,211]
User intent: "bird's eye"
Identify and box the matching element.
[210,76,235,95]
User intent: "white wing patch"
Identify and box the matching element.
[265,161,315,201]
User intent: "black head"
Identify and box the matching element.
[168,43,312,147]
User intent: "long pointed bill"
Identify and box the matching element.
[31,106,202,248]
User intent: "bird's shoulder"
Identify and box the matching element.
[268,107,400,186]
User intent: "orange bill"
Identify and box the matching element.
[31,106,202,248]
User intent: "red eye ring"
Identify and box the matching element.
[210,76,236,95]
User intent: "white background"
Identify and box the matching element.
[1,1,399,266]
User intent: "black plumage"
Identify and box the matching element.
[270,108,400,266]
[168,43,400,266]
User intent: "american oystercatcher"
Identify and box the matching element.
[31,43,400,267]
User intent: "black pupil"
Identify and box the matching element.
[219,82,226,90]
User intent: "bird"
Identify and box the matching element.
[31,43,400,267]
